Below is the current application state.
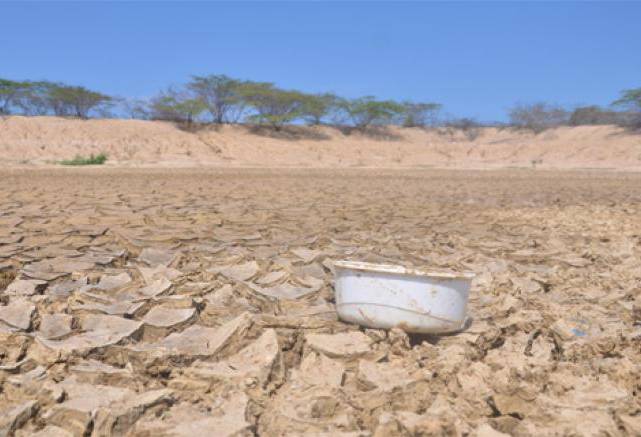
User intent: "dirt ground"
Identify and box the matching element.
[1,168,640,436]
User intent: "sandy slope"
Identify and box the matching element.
[1,116,640,169]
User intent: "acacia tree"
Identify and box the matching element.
[508,102,569,133]
[401,102,442,127]
[239,82,307,129]
[614,88,641,111]
[17,81,56,115]
[46,84,112,118]
[340,96,405,129]
[613,88,641,128]
[187,74,247,123]
[150,87,206,124]
[121,98,152,120]
[299,93,340,125]
[0,79,30,115]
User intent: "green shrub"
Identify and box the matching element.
[59,153,107,166]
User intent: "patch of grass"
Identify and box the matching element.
[59,153,107,166]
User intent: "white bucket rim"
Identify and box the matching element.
[333,260,476,280]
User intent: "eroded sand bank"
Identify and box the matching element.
[2,116,641,170]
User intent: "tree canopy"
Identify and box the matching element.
[46,84,113,118]
[613,88,641,111]
[3,74,640,133]
[187,75,247,123]
[0,79,30,115]
[150,87,206,124]
[339,96,406,129]
[238,82,308,129]
[508,102,569,133]
[401,102,442,127]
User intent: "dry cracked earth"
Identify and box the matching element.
[1,168,641,436]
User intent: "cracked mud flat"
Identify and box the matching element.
[1,168,641,436]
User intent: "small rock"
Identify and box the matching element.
[179,329,281,389]
[95,272,132,291]
[0,400,39,436]
[142,306,196,328]
[4,279,47,296]
[129,312,252,367]
[305,331,372,359]
[249,282,320,300]
[294,352,345,387]
[69,360,134,386]
[138,247,177,266]
[219,261,259,282]
[137,278,172,298]
[38,314,73,340]
[357,359,415,391]
[291,248,324,264]
[0,299,36,331]
[92,389,174,435]
[38,315,142,354]
[131,391,251,436]
[138,265,182,285]
[255,270,288,285]
[43,379,133,435]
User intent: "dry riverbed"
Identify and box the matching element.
[1,168,640,436]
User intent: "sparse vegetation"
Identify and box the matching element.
[0,78,28,115]
[444,117,482,141]
[2,75,640,134]
[570,106,620,126]
[1,79,112,118]
[612,88,641,129]
[508,102,569,133]
[46,84,113,118]
[150,87,206,124]
[339,96,405,129]
[300,93,340,126]
[187,75,248,124]
[401,102,442,127]
[59,153,108,166]
[238,82,308,130]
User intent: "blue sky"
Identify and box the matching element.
[1,1,640,121]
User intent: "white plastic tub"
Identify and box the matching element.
[333,260,475,334]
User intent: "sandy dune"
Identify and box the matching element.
[2,116,641,169]
[1,168,640,435]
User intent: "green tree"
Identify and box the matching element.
[150,87,206,124]
[121,98,152,120]
[0,79,29,115]
[239,82,307,129]
[187,74,247,123]
[300,93,340,125]
[340,96,405,129]
[46,84,112,118]
[17,81,56,115]
[612,88,641,129]
[401,102,442,127]
[613,88,641,112]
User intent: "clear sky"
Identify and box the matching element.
[2,1,640,121]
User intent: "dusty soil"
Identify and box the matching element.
[1,168,640,436]
[2,116,641,170]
